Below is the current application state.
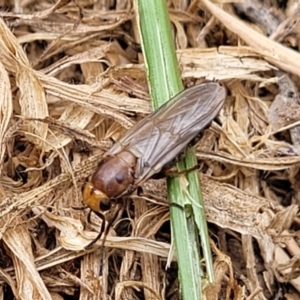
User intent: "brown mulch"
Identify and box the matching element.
[1,0,300,299]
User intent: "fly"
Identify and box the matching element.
[82,82,226,247]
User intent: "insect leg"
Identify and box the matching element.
[84,210,106,249]
[99,218,112,275]
[98,202,124,275]
[136,187,183,210]
[151,163,199,180]
[86,209,103,227]
[125,183,137,195]
[165,164,199,177]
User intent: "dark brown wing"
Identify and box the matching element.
[106,82,226,183]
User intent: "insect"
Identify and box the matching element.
[83,82,226,247]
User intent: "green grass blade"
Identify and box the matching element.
[135,0,214,299]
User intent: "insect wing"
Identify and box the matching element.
[107,82,226,183]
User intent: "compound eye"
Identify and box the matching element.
[100,198,111,211]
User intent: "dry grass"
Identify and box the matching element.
[1,0,300,299]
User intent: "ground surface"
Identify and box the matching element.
[1,0,300,299]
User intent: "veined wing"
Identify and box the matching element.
[107,82,226,183]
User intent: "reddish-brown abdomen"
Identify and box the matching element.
[91,151,137,199]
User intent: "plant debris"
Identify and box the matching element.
[1,0,300,299]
